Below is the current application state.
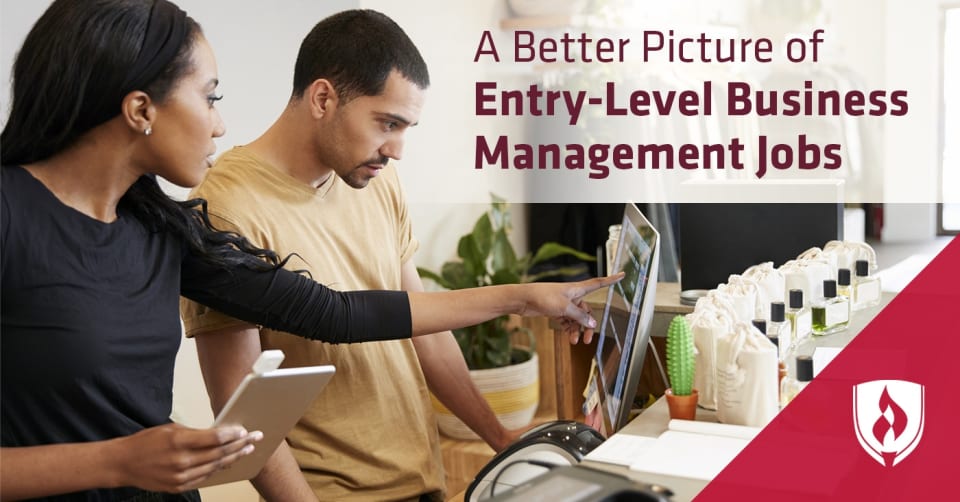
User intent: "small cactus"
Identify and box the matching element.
[666,315,696,396]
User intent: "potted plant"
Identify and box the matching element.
[665,315,699,420]
[418,196,595,438]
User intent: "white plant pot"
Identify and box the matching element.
[433,353,540,440]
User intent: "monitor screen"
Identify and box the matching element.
[594,203,660,434]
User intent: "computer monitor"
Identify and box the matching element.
[595,203,661,435]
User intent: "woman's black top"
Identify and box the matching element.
[1,165,412,501]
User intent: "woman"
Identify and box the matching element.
[0,1,618,500]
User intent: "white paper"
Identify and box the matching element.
[666,419,761,440]
[583,434,656,466]
[628,430,753,480]
[621,420,760,480]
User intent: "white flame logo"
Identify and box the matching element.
[853,380,924,467]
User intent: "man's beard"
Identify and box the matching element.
[341,155,389,189]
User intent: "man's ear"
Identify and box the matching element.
[121,90,156,135]
[307,79,338,119]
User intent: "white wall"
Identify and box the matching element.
[832,0,951,241]
[818,0,947,241]
[880,0,951,240]
[0,2,48,121]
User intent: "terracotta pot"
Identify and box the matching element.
[665,388,699,421]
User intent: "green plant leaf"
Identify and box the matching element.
[510,348,532,364]
[526,264,592,283]
[456,234,484,282]
[484,332,510,352]
[417,267,453,289]
[452,328,473,364]
[530,242,596,267]
[486,344,511,368]
[440,261,473,290]
[490,268,522,285]
[470,212,494,259]
[415,194,600,370]
[491,228,517,273]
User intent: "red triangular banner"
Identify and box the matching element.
[696,235,960,501]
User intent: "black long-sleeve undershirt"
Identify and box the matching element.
[1,165,413,501]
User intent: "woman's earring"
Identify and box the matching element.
[144,126,152,136]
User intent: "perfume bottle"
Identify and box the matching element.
[754,317,788,393]
[768,301,790,362]
[852,259,881,311]
[750,319,780,347]
[812,279,849,336]
[837,268,852,301]
[782,296,814,386]
[780,355,814,408]
[785,289,812,344]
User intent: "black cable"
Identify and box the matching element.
[488,459,558,498]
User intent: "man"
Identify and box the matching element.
[180,10,521,501]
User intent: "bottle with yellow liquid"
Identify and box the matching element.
[812,279,849,336]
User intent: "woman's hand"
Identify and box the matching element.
[109,423,263,493]
[519,273,624,344]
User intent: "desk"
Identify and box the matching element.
[582,398,714,501]
[580,292,894,501]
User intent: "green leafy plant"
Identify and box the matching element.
[666,315,696,396]
[418,196,595,370]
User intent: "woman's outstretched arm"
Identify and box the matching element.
[408,274,622,344]
[182,251,621,344]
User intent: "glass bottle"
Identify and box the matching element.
[781,355,814,408]
[812,279,849,336]
[768,301,790,362]
[852,259,881,311]
[785,289,812,345]
[754,317,788,395]
[837,268,852,302]
[751,318,767,336]
[782,294,816,389]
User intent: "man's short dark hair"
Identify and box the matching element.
[292,9,430,102]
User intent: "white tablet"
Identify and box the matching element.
[195,361,336,488]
